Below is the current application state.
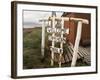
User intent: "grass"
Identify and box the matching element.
[23,27,89,69]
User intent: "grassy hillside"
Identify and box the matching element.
[23,27,50,69]
[23,27,89,69]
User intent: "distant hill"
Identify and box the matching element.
[23,27,42,33]
[23,22,42,28]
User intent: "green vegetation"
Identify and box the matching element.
[23,27,51,69]
[23,27,89,69]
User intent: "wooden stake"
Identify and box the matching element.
[51,15,55,66]
[41,21,45,57]
[71,21,82,67]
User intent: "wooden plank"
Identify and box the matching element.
[64,43,90,65]
[79,47,88,56]
[79,46,91,65]
[82,47,90,55]
[78,51,84,58]
[65,47,72,61]
[78,48,85,57]
[78,49,84,58]
[68,43,85,59]
[69,43,83,58]
[68,45,80,59]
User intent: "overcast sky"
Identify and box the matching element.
[23,10,63,28]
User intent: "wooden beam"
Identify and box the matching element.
[71,21,83,67]
[40,17,89,24]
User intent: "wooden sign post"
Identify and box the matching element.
[40,15,88,67]
[59,18,64,67]
[51,15,55,66]
[41,21,45,57]
[47,16,68,67]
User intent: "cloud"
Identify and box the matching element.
[23,11,51,23]
[23,10,63,28]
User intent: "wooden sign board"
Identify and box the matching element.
[48,35,66,43]
[47,27,69,34]
[50,47,63,54]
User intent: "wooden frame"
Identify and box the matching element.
[11,1,98,78]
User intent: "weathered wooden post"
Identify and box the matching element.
[59,18,64,67]
[51,15,55,66]
[41,21,45,57]
[71,21,82,67]
[71,18,89,67]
